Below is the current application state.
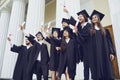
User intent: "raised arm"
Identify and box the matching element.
[7,35,23,53]
[63,7,77,26]
[19,24,36,45]
[11,45,23,53]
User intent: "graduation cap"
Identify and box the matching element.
[77,10,89,22]
[35,32,44,38]
[77,9,89,18]
[25,34,35,40]
[61,18,70,24]
[52,28,61,37]
[90,10,105,21]
[52,28,60,34]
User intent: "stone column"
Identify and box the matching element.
[0,8,10,76]
[25,0,45,36]
[1,0,26,78]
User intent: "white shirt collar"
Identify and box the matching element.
[27,46,30,49]
[65,38,70,43]
[38,40,43,45]
[81,22,87,28]
[95,25,100,30]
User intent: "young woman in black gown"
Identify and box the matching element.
[58,27,77,80]
[44,28,61,80]
[89,10,115,80]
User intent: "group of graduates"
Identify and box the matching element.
[7,6,115,80]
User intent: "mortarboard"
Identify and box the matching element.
[62,18,70,24]
[77,9,89,18]
[25,34,35,39]
[52,28,61,34]
[90,10,105,21]
[35,32,44,38]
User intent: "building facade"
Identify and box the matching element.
[0,0,120,79]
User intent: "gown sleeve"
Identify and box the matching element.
[44,44,50,63]
[77,23,91,44]
[106,29,116,56]
[74,39,80,63]
[45,37,51,44]
[11,44,23,53]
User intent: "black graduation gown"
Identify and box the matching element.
[89,29,115,80]
[58,39,77,79]
[26,35,49,79]
[11,45,32,80]
[60,27,80,63]
[45,37,61,71]
[106,29,115,55]
[69,16,91,62]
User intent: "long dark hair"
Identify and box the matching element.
[78,14,88,22]
[60,29,71,52]
[90,15,106,36]
[82,14,88,22]
[60,36,67,52]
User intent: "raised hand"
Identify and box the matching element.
[45,32,51,38]
[39,27,44,32]
[56,47,61,51]
[20,25,25,30]
[63,6,69,13]
[7,34,12,42]
[75,26,78,32]
[47,26,52,31]
[17,22,25,31]
[73,26,78,34]
[7,36,11,42]
[39,22,44,32]
[46,22,52,34]
[110,54,115,61]
[7,34,13,47]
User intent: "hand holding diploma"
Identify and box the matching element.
[46,22,52,33]
[63,6,69,13]
[7,34,12,42]
[7,34,13,47]
[17,21,26,31]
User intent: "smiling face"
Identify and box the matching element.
[53,31,59,38]
[92,15,100,24]
[36,34,43,41]
[63,30,69,38]
[78,14,86,23]
[62,22,69,28]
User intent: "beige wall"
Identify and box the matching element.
[45,0,56,24]
[80,0,94,16]
[92,0,112,26]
